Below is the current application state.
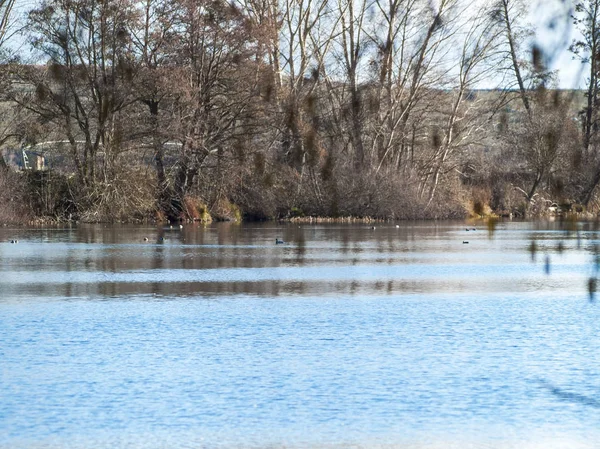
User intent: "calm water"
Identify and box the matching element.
[1,221,600,448]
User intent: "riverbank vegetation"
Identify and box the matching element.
[0,0,598,223]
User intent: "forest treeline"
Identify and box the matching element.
[0,0,599,223]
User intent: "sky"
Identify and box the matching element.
[530,0,587,89]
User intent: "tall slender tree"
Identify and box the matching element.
[129,0,179,212]
[0,0,18,168]
[571,0,600,205]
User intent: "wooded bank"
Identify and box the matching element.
[0,0,599,224]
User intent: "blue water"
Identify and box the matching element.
[1,221,600,448]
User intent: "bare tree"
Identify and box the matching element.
[277,0,330,173]
[420,3,505,205]
[336,0,368,168]
[0,0,15,50]
[0,0,17,168]
[571,0,600,205]
[368,0,458,175]
[492,0,532,115]
[164,0,264,218]
[504,91,574,209]
[129,0,179,211]
[14,0,139,189]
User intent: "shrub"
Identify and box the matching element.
[182,196,212,222]
[211,197,241,222]
[0,168,32,224]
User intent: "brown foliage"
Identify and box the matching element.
[0,168,32,224]
[181,196,212,223]
[71,166,157,223]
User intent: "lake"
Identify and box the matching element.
[1,220,600,448]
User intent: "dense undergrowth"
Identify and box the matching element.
[0,159,582,225]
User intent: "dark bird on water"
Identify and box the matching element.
[10,240,18,244]
[276,238,285,244]
[463,241,469,244]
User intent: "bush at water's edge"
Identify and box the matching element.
[2,164,588,225]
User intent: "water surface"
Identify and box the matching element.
[1,221,600,448]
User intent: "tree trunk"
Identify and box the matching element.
[582,2,599,154]
[581,167,600,206]
[147,99,171,214]
[502,0,531,117]
[527,170,543,203]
